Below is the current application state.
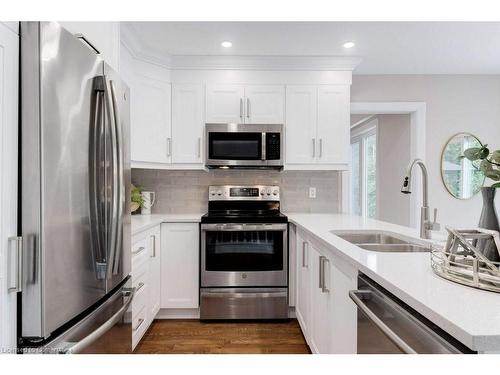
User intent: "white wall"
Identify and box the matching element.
[377,114,411,226]
[351,75,500,228]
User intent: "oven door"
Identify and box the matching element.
[206,130,265,167]
[201,223,288,287]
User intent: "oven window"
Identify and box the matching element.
[208,132,262,160]
[205,230,284,271]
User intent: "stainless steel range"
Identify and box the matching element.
[200,185,288,320]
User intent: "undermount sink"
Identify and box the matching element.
[331,230,430,253]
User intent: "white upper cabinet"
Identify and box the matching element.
[245,85,284,124]
[317,85,350,164]
[172,84,204,164]
[206,84,285,124]
[131,75,172,164]
[285,85,317,164]
[58,22,120,71]
[205,84,244,123]
[285,84,350,169]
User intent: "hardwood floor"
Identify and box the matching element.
[134,319,311,354]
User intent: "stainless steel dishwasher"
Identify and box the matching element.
[350,274,474,354]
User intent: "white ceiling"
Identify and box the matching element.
[122,22,500,74]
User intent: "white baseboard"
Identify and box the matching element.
[155,307,296,320]
[156,308,200,319]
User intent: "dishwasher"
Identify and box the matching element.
[350,273,475,354]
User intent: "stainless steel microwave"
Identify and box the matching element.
[205,123,284,169]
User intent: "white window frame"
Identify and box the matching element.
[351,126,377,218]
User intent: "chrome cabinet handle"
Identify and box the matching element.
[133,318,145,332]
[319,139,323,158]
[132,246,145,255]
[167,137,172,157]
[197,137,201,159]
[8,236,23,293]
[312,138,316,158]
[240,98,243,120]
[302,241,308,268]
[320,256,330,293]
[150,235,156,258]
[349,290,417,354]
[246,98,250,119]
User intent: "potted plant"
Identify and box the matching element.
[131,184,145,214]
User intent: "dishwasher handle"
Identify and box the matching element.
[349,290,417,354]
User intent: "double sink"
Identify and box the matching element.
[331,230,430,253]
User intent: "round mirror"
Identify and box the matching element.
[441,133,485,199]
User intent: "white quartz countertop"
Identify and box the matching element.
[132,213,202,235]
[286,213,500,352]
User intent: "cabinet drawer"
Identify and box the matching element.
[132,304,148,350]
[132,237,149,271]
[132,280,148,317]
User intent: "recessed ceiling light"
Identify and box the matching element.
[221,41,232,48]
[343,41,355,49]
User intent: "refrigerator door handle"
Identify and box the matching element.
[58,286,135,354]
[89,77,107,279]
[109,80,124,276]
[103,77,120,280]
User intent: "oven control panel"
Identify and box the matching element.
[209,185,280,201]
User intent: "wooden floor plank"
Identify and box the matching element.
[135,319,311,354]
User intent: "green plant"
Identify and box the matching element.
[131,184,145,212]
[463,140,500,188]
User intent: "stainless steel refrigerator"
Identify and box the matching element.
[19,22,133,353]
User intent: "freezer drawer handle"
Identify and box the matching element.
[59,287,135,354]
[349,290,417,354]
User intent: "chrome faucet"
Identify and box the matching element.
[401,159,440,239]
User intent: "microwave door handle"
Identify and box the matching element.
[261,133,266,161]
[349,290,417,354]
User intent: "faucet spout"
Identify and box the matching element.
[401,159,437,239]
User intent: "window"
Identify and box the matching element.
[351,128,377,218]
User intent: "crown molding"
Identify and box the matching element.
[169,55,361,71]
[121,24,362,72]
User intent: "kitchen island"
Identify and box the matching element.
[287,213,500,353]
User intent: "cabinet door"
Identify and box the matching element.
[330,259,357,353]
[245,85,284,124]
[295,234,311,342]
[161,223,199,308]
[131,75,171,164]
[309,247,334,354]
[285,85,317,164]
[172,84,204,164]
[0,23,18,352]
[148,226,161,320]
[317,85,350,164]
[205,84,244,123]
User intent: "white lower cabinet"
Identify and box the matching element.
[160,223,199,308]
[131,224,161,350]
[295,228,357,354]
[148,226,161,321]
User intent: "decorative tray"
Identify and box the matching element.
[431,227,500,293]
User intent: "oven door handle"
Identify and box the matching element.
[201,223,287,231]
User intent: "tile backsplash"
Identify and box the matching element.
[132,169,342,214]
